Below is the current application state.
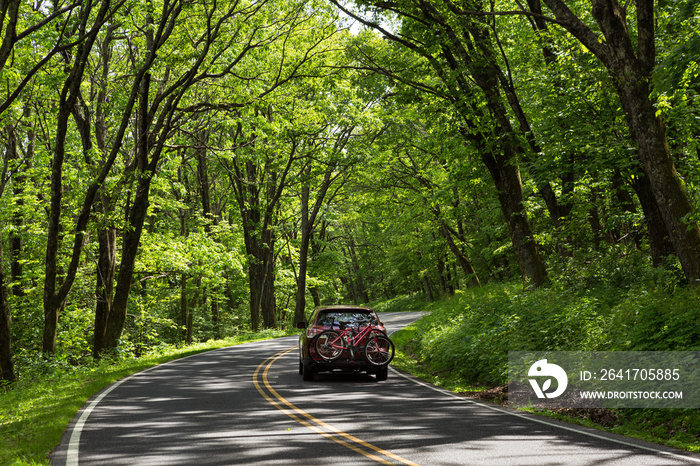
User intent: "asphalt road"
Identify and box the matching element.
[52,311,700,465]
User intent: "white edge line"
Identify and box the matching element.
[64,339,295,465]
[389,366,700,464]
[65,361,166,466]
[66,374,130,466]
[386,314,700,464]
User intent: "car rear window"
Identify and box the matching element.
[316,311,377,327]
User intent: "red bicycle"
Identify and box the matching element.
[314,319,394,366]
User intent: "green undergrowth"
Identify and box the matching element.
[390,255,700,453]
[0,329,296,465]
[391,323,493,393]
[370,294,430,314]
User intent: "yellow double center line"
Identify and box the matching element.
[253,347,420,466]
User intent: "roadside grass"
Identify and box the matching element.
[0,329,296,465]
[391,324,492,394]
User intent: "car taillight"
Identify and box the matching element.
[307,327,322,338]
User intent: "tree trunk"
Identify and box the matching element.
[437,255,448,296]
[422,274,434,302]
[429,1,549,288]
[197,130,215,229]
[630,173,674,265]
[604,1,700,281]
[102,73,156,350]
[42,101,72,354]
[480,147,547,288]
[293,166,339,325]
[261,266,276,329]
[211,298,220,340]
[187,276,200,344]
[103,166,155,349]
[619,85,700,279]
[309,286,321,308]
[468,23,548,288]
[294,181,311,325]
[91,29,118,356]
[93,217,117,356]
[0,263,16,382]
[346,233,369,303]
[180,273,188,341]
[239,174,277,331]
[229,133,294,330]
[438,222,481,287]
[7,123,25,297]
[91,0,189,354]
[247,234,276,330]
[42,0,114,354]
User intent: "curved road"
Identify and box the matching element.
[52,312,700,465]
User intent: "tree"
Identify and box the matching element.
[226,110,291,330]
[533,0,700,283]
[42,0,125,354]
[214,9,348,329]
[0,145,15,381]
[373,114,483,287]
[39,0,174,355]
[334,1,549,287]
[290,57,378,323]
[0,0,103,113]
[0,262,12,381]
[102,0,269,350]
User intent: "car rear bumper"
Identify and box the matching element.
[302,355,383,374]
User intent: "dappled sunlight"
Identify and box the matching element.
[270,348,697,465]
[52,327,699,465]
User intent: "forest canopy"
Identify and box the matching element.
[1,0,699,382]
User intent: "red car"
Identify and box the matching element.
[297,305,394,382]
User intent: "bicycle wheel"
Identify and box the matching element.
[364,335,394,366]
[315,330,344,361]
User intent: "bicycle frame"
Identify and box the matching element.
[325,321,383,359]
